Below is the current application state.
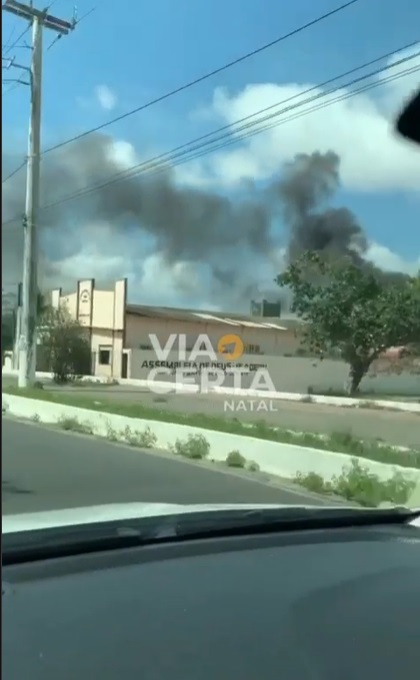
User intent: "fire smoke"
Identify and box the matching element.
[2,139,405,309]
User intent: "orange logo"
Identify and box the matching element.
[217,334,244,361]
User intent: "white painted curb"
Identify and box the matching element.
[2,369,420,413]
[3,394,420,487]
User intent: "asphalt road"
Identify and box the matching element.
[2,418,327,515]
[48,384,420,449]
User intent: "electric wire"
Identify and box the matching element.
[42,0,362,155]
[38,43,419,209]
[2,52,418,228]
[2,24,31,56]
[3,47,414,223]
[2,160,27,184]
[0,1,362,185]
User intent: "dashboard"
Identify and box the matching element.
[3,522,420,679]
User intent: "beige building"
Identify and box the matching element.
[50,278,127,379]
[47,278,303,380]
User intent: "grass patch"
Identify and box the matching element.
[123,425,158,449]
[58,416,94,435]
[226,450,246,468]
[57,415,159,449]
[4,385,420,469]
[171,434,210,460]
[295,459,417,507]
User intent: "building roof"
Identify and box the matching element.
[126,303,303,331]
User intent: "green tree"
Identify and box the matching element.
[276,252,420,394]
[386,272,420,374]
[38,303,92,383]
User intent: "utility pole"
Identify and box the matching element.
[2,1,76,387]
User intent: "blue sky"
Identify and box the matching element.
[2,0,420,308]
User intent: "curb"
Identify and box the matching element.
[2,369,419,413]
[3,394,420,487]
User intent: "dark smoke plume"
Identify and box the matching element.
[277,151,408,285]
[2,135,275,307]
[2,141,407,310]
[279,151,367,262]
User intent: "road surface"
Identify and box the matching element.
[46,384,420,449]
[2,418,327,515]
[3,376,420,448]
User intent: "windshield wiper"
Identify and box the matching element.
[170,506,420,540]
[2,523,174,565]
[3,506,420,565]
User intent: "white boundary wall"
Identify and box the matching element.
[3,394,419,487]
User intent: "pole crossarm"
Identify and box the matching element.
[3,0,75,33]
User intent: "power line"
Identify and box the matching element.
[4,44,413,219]
[2,50,417,226]
[2,17,33,99]
[3,64,417,235]
[2,21,33,182]
[46,41,418,206]
[2,160,27,184]
[2,25,17,53]
[2,24,31,56]
[47,64,420,211]
[167,65,420,173]
[2,81,20,95]
[1,1,362,188]
[2,44,417,229]
[2,1,88,185]
[2,33,415,191]
[42,0,360,155]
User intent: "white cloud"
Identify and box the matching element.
[44,243,221,310]
[139,254,219,309]
[107,139,137,168]
[95,85,117,111]
[180,47,420,192]
[365,242,420,275]
[41,45,420,311]
[76,85,118,112]
[42,233,419,312]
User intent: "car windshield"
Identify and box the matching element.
[2,1,420,522]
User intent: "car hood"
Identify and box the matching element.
[3,501,352,534]
[4,502,419,535]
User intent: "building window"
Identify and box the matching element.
[98,346,112,365]
[245,344,261,354]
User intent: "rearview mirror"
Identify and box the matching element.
[396,87,420,146]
